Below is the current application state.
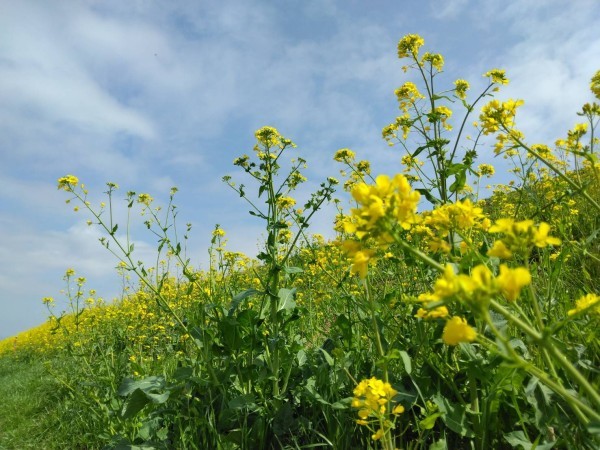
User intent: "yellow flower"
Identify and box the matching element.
[333,148,356,162]
[479,99,523,135]
[442,316,477,345]
[397,34,425,58]
[487,240,512,259]
[255,126,282,147]
[567,293,600,317]
[372,428,385,441]
[477,163,495,177]
[422,52,444,71]
[137,193,153,206]
[454,79,470,99]
[591,70,600,100]
[276,196,296,209]
[395,82,425,112]
[496,265,531,302]
[57,175,79,191]
[483,69,509,85]
[392,404,405,415]
[415,305,449,319]
[533,222,561,248]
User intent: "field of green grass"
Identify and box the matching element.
[1,35,599,450]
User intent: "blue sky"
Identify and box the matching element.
[1,0,599,339]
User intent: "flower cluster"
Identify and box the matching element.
[488,219,561,259]
[479,99,524,135]
[419,199,490,253]
[352,377,404,441]
[454,79,470,100]
[419,263,531,311]
[397,34,425,59]
[395,82,425,112]
[57,175,79,191]
[567,293,600,318]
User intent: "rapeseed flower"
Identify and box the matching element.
[397,34,425,58]
[488,219,561,258]
[57,175,79,191]
[568,293,600,317]
[454,79,470,99]
[484,69,509,85]
[333,148,356,162]
[591,70,600,99]
[479,99,523,135]
[442,316,477,345]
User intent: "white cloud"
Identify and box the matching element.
[0,1,155,139]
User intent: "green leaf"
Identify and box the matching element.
[283,266,303,274]
[433,394,474,437]
[416,188,439,205]
[118,376,165,397]
[399,350,412,375]
[229,288,261,316]
[121,388,150,419]
[420,412,442,430]
[228,393,257,410]
[319,347,334,366]
[277,288,296,312]
[503,430,555,449]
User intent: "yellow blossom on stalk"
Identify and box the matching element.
[57,175,79,191]
[276,196,296,209]
[530,144,552,158]
[488,218,561,257]
[442,316,477,345]
[348,174,420,244]
[421,200,489,252]
[422,52,444,71]
[342,240,376,278]
[137,193,153,206]
[255,126,282,147]
[352,377,400,435]
[432,105,453,130]
[479,99,524,135]
[397,34,425,58]
[382,114,413,143]
[395,82,425,112]
[568,293,600,317]
[415,305,449,319]
[420,263,531,309]
[333,148,356,162]
[356,160,371,174]
[212,227,226,237]
[488,240,513,259]
[454,79,470,99]
[496,264,531,302]
[42,296,55,306]
[477,163,495,177]
[484,68,509,85]
[591,70,600,99]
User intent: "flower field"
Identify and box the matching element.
[1,35,599,449]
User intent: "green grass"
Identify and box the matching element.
[0,356,62,449]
